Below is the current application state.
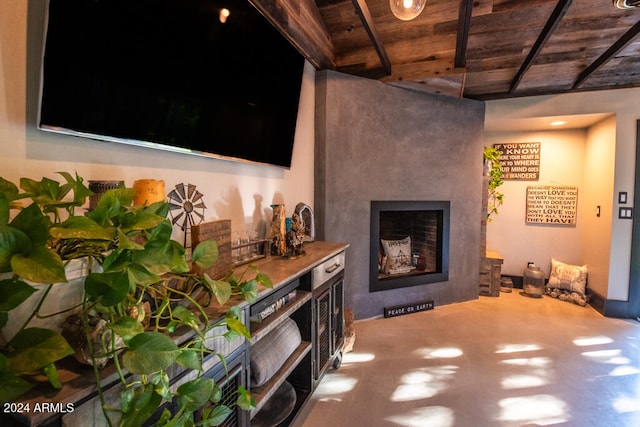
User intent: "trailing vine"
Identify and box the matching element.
[484,146,504,221]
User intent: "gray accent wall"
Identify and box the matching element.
[314,70,486,320]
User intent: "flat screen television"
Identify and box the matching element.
[38,0,305,168]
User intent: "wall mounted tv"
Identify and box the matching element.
[38,0,305,168]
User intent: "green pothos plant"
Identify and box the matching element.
[483,146,505,222]
[0,173,272,426]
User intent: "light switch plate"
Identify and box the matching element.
[619,207,633,219]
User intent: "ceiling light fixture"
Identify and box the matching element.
[390,0,427,21]
[550,121,567,126]
[614,0,640,9]
[219,8,230,23]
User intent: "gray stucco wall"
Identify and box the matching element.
[314,70,486,320]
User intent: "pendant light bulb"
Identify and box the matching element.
[614,0,640,9]
[390,0,426,21]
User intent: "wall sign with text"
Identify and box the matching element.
[526,185,578,225]
[493,142,540,181]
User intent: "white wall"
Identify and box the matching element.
[0,1,315,245]
[484,129,588,277]
[486,90,640,301]
[582,117,616,298]
[484,117,617,299]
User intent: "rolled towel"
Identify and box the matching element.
[250,317,301,387]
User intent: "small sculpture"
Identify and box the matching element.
[285,212,305,257]
[270,204,286,256]
[294,202,315,242]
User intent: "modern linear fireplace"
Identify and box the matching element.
[370,200,450,292]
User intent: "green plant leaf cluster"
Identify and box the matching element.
[0,173,271,426]
[484,147,505,221]
[0,173,92,400]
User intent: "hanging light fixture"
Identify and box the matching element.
[614,0,640,8]
[390,0,427,21]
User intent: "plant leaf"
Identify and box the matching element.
[120,383,163,427]
[236,385,255,410]
[11,245,66,284]
[225,316,251,341]
[124,210,166,233]
[42,362,62,389]
[0,370,35,403]
[204,275,231,306]
[20,177,59,207]
[192,240,218,269]
[122,332,180,374]
[85,271,130,306]
[175,349,201,370]
[0,278,37,312]
[132,223,189,275]
[7,328,73,373]
[0,224,32,272]
[50,216,115,240]
[206,405,233,426]
[172,305,201,331]
[0,192,9,226]
[255,272,273,289]
[107,316,144,345]
[238,279,258,304]
[117,228,144,250]
[101,248,131,272]
[0,177,20,201]
[57,171,93,206]
[126,263,161,287]
[209,381,222,403]
[177,377,215,412]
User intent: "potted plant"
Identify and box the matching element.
[483,146,504,221]
[0,172,94,402]
[0,173,271,426]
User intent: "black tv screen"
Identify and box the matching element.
[38,0,305,168]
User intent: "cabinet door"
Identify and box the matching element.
[314,286,331,380]
[331,279,345,356]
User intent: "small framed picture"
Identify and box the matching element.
[619,192,628,204]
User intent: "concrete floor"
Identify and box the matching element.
[295,291,640,427]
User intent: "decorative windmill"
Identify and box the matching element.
[167,183,207,247]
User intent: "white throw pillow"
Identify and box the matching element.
[546,258,588,305]
[381,236,412,267]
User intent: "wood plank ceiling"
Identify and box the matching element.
[251,0,640,99]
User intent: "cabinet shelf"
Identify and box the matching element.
[250,341,312,418]
[250,290,311,342]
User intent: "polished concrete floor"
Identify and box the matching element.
[295,291,640,427]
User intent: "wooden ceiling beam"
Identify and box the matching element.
[389,72,467,98]
[573,20,640,89]
[249,0,336,69]
[381,58,460,83]
[352,0,392,75]
[454,0,474,68]
[509,0,573,95]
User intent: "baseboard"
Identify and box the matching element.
[587,289,631,318]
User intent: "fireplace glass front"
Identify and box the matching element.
[370,201,450,292]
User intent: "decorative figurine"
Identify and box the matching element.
[270,204,286,256]
[285,212,306,257]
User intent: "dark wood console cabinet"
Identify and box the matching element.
[1,241,348,427]
[246,241,347,426]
